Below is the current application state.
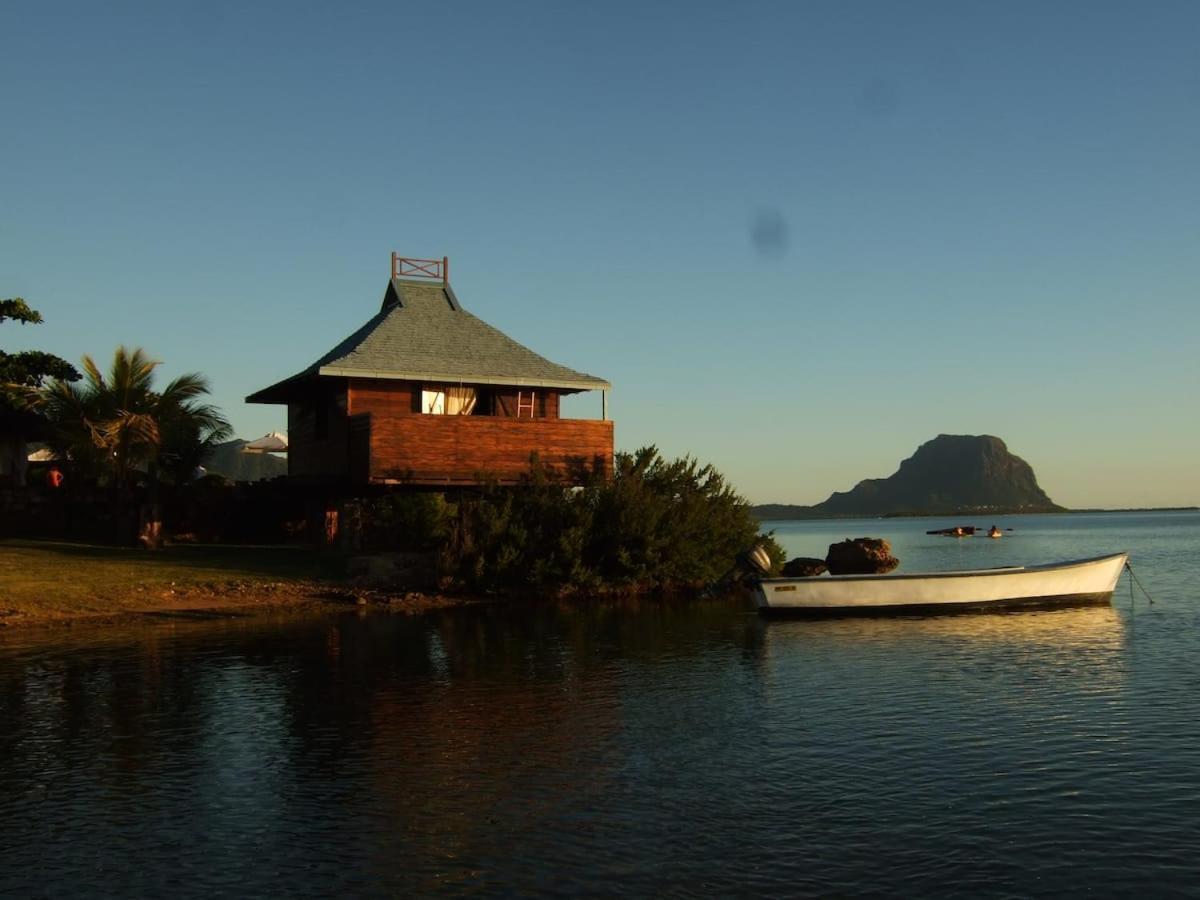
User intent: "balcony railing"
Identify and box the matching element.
[366,414,613,484]
[390,254,448,283]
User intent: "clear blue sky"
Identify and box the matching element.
[3,1,1198,508]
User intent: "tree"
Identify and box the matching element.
[0,297,79,487]
[443,447,780,594]
[42,346,232,493]
[42,347,232,547]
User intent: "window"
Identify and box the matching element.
[422,386,477,415]
[422,389,445,415]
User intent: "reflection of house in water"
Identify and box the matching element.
[247,255,613,485]
[352,610,628,885]
[349,600,770,888]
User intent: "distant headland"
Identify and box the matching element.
[754,434,1066,519]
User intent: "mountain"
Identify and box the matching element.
[752,503,827,519]
[204,439,287,482]
[756,434,1063,518]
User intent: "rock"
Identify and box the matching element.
[825,537,899,575]
[814,434,1062,516]
[781,557,828,577]
[346,552,437,590]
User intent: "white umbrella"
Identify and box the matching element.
[242,431,289,454]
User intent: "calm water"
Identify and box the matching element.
[2,511,1198,897]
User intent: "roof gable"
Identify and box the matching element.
[380,277,463,313]
[247,277,609,403]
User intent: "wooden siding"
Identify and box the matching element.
[347,379,417,417]
[282,378,605,484]
[348,379,560,420]
[368,415,613,484]
[287,386,349,480]
[348,414,371,483]
[489,388,559,418]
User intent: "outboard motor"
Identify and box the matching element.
[702,542,774,599]
[733,542,774,580]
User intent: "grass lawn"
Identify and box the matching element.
[0,539,345,623]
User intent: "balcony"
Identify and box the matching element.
[363,414,613,485]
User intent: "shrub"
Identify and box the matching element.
[356,492,450,552]
[441,447,776,595]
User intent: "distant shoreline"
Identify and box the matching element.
[752,506,1199,521]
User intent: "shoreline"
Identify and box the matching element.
[0,573,726,632]
[0,539,482,630]
[754,506,1200,521]
[1,580,487,628]
[0,579,484,630]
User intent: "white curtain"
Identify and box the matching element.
[423,387,477,415]
[445,386,477,415]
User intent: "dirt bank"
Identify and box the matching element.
[0,540,480,629]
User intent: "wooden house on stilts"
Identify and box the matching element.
[246,255,612,485]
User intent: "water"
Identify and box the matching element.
[1,511,1198,896]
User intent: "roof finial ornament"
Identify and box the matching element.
[391,253,449,284]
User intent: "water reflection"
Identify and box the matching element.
[758,605,1132,734]
[0,602,1129,788]
[0,598,770,890]
[763,604,1127,651]
[1,583,1196,896]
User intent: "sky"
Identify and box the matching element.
[2,1,1198,508]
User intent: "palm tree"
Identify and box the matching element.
[42,347,231,541]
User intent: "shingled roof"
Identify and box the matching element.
[247,277,609,404]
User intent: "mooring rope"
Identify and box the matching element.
[1125,561,1155,605]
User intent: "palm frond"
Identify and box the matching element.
[108,346,159,407]
[81,355,105,394]
[38,346,230,489]
[158,372,212,405]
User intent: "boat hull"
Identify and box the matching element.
[755,552,1128,617]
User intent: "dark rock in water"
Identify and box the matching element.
[826,537,899,575]
[781,557,828,577]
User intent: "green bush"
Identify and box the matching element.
[358,492,450,552]
[441,447,778,595]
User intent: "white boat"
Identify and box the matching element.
[755,552,1128,616]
